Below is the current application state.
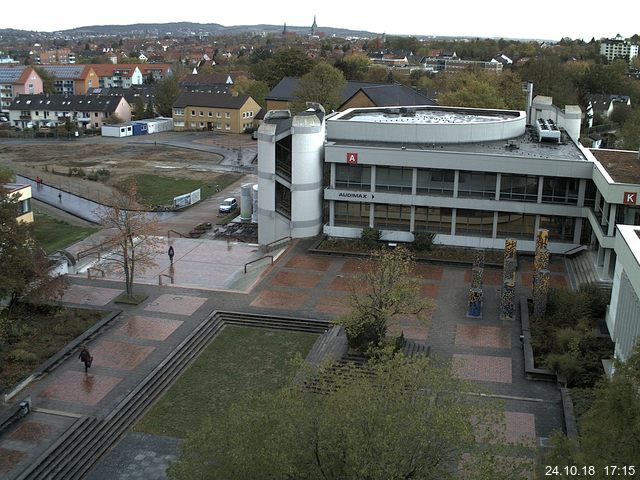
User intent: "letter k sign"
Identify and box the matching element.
[624,192,637,205]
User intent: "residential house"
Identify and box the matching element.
[2,183,33,224]
[8,94,131,130]
[491,53,513,65]
[587,94,632,127]
[0,66,43,113]
[265,77,435,112]
[37,48,76,64]
[172,92,260,133]
[179,71,247,94]
[88,85,156,118]
[89,64,144,88]
[38,65,99,94]
[139,64,172,82]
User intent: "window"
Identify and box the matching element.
[496,213,536,239]
[17,198,31,216]
[174,108,184,116]
[539,216,575,242]
[174,121,185,127]
[374,204,411,230]
[216,112,221,118]
[414,207,453,233]
[335,164,371,190]
[542,177,578,205]
[375,166,413,193]
[191,110,195,115]
[455,209,494,236]
[334,201,370,226]
[225,124,230,130]
[190,122,196,128]
[94,112,98,117]
[457,171,496,199]
[416,169,454,196]
[500,174,538,202]
[199,122,204,128]
[208,111,213,117]
[225,112,231,118]
[215,123,221,129]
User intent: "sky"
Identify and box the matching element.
[6,0,638,41]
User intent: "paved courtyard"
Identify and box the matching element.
[0,238,568,479]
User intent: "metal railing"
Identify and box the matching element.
[87,267,105,279]
[159,273,174,285]
[262,235,292,253]
[167,229,187,238]
[244,255,273,273]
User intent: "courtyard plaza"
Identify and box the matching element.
[0,238,567,479]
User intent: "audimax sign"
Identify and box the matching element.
[337,192,370,199]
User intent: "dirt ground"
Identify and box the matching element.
[0,143,226,202]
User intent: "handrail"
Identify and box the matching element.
[87,267,105,279]
[167,229,188,238]
[244,255,273,273]
[563,245,587,257]
[78,250,101,262]
[262,235,292,253]
[159,273,174,285]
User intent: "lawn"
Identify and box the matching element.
[134,326,318,439]
[0,306,104,393]
[131,173,241,207]
[32,211,98,254]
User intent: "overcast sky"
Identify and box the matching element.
[7,0,638,41]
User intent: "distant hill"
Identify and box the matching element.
[0,22,379,39]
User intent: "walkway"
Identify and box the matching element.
[0,239,568,479]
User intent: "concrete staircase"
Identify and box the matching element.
[566,251,612,293]
[15,312,331,480]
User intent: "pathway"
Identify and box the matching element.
[0,239,569,479]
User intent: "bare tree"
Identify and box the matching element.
[95,180,161,299]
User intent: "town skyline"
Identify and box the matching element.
[6,0,639,41]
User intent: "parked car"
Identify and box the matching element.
[219,197,237,213]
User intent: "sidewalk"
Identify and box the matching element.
[0,239,567,479]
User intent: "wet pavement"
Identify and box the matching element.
[0,238,569,479]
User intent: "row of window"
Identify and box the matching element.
[333,202,576,242]
[334,165,581,205]
[174,109,255,119]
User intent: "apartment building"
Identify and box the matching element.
[0,66,43,113]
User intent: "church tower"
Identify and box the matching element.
[311,15,317,36]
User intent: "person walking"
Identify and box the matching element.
[168,245,175,264]
[79,345,93,374]
[58,192,62,203]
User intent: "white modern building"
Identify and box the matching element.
[607,224,640,361]
[600,35,639,62]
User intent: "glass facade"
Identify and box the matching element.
[335,164,371,190]
[455,209,494,236]
[374,204,411,230]
[496,213,536,239]
[334,201,370,226]
[539,215,575,242]
[375,166,413,193]
[500,174,538,202]
[416,168,455,196]
[542,177,579,205]
[457,171,497,199]
[414,207,453,233]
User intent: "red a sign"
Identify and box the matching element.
[346,152,358,164]
[623,192,637,205]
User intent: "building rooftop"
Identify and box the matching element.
[329,126,588,162]
[590,149,640,184]
[339,106,518,124]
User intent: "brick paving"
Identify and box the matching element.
[7,422,53,443]
[143,294,208,316]
[38,371,123,406]
[115,316,184,342]
[0,238,569,480]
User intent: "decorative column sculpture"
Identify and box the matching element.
[467,249,485,318]
[533,268,550,318]
[500,238,517,320]
[532,229,550,317]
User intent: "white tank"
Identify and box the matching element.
[251,184,258,223]
[240,183,252,221]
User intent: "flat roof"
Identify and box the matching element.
[337,105,520,125]
[2,183,30,192]
[590,149,640,184]
[328,127,588,162]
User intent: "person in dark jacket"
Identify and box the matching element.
[79,345,93,374]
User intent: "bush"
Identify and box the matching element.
[412,232,435,252]
[360,227,381,249]
[9,349,38,363]
[68,167,86,178]
[87,168,111,182]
